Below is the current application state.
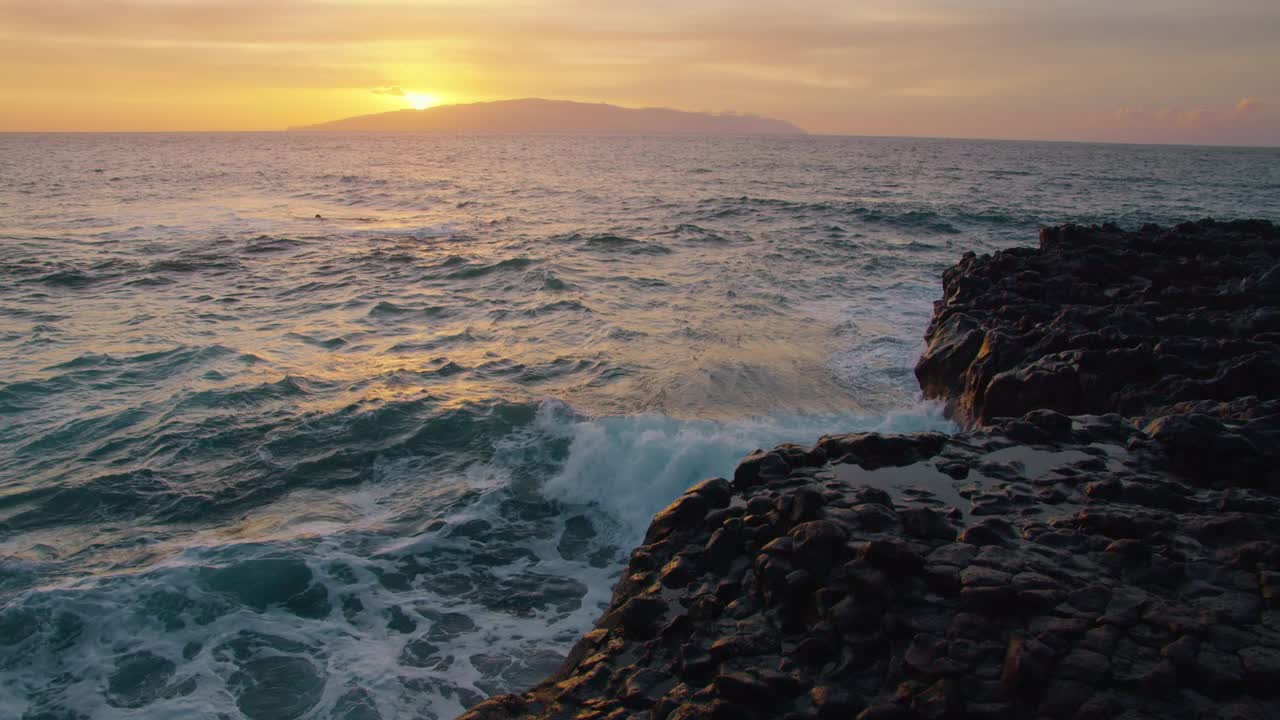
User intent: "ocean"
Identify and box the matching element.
[1,133,1277,719]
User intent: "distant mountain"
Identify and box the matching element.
[288,98,806,135]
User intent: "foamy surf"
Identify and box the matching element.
[0,399,952,720]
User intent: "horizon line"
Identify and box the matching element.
[0,129,1277,150]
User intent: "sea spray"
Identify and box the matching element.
[532,399,953,544]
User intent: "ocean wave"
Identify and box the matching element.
[147,256,241,274]
[123,275,178,287]
[557,233,674,256]
[470,357,620,387]
[366,301,453,321]
[32,269,100,288]
[242,236,311,254]
[651,223,742,244]
[688,196,1043,234]
[0,345,253,415]
[444,257,537,279]
[0,392,956,717]
[0,468,209,532]
[0,376,79,414]
[16,406,153,458]
[520,268,575,292]
[522,299,593,316]
[485,399,954,545]
[175,375,318,410]
[284,332,354,350]
[0,306,68,322]
[284,280,350,295]
[385,329,485,354]
[1,396,549,536]
[606,274,670,288]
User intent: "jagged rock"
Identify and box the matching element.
[616,597,666,638]
[687,477,734,508]
[810,685,860,719]
[818,432,948,468]
[914,220,1280,441]
[713,672,774,706]
[734,450,790,489]
[645,492,710,543]
[899,507,958,541]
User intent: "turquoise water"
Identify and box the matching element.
[0,134,1277,719]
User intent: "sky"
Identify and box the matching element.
[1,0,1278,144]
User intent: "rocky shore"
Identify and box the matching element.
[915,220,1280,493]
[459,221,1280,720]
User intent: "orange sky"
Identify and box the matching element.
[1,0,1278,144]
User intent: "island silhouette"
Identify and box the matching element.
[288,98,806,135]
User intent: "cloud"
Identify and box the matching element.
[1105,96,1274,144]
[0,0,1277,140]
[1237,96,1264,115]
[1114,97,1268,127]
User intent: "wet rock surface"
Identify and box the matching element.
[458,223,1280,720]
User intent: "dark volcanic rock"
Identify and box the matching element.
[917,221,1280,491]
[459,222,1280,720]
[916,222,1279,412]
[459,423,1280,719]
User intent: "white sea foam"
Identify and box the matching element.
[0,399,953,719]
[530,398,953,543]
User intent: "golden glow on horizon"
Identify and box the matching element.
[405,92,441,111]
[0,0,1275,143]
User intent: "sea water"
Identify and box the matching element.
[0,134,1276,719]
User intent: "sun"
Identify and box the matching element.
[405,92,439,110]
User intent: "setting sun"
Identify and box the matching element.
[405,92,440,110]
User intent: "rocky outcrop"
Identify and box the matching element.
[458,222,1280,720]
[916,220,1280,492]
[462,421,1280,720]
[915,220,1280,428]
